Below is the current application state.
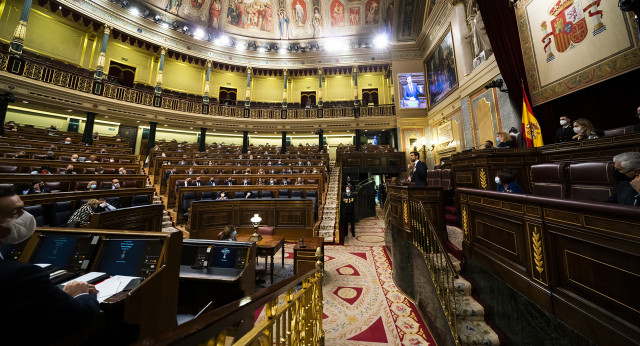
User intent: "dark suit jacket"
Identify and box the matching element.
[411,160,427,186]
[555,126,576,143]
[341,193,356,215]
[163,171,174,182]
[606,181,640,206]
[0,260,100,345]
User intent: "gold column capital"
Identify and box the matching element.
[103,25,111,35]
[317,67,323,75]
[206,59,212,68]
[352,65,358,73]
[283,68,288,76]
[160,46,168,55]
[246,66,252,74]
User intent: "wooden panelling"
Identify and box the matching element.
[88,204,164,232]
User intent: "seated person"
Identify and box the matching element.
[555,115,576,143]
[1,185,98,343]
[44,151,55,160]
[268,178,276,186]
[496,132,515,148]
[207,177,216,186]
[225,177,235,185]
[15,151,27,159]
[97,198,119,211]
[47,124,58,130]
[63,137,72,144]
[95,166,104,174]
[495,170,524,194]
[27,181,51,194]
[70,154,79,162]
[483,140,494,149]
[118,167,127,175]
[61,165,76,175]
[572,118,600,140]
[281,177,291,185]
[111,179,121,189]
[67,199,101,226]
[85,155,97,163]
[87,181,98,191]
[241,178,251,186]
[193,176,203,187]
[607,152,640,206]
[295,177,304,185]
[216,192,228,200]
[245,191,255,199]
[219,225,237,241]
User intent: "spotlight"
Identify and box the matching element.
[161,22,169,29]
[287,45,293,51]
[182,26,189,33]
[129,7,139,16]
[154,14,161,22]
[194,28,205,39]
[324,38,348,52]
[214,35,230,46]
[172,21,180,29]
[120,0,128,8]
[142,9,150,18]
[374,33,389,48]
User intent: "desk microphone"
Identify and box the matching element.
[300,237,306,248]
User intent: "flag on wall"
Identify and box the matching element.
[521,85,544,147]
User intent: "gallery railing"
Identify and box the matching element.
[0,50,393,120]
[138,248,324,346]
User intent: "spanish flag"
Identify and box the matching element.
[521,85,544,147]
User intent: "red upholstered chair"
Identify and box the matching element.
[44,181,65,193]
[122,181,138,188]
[119,159,131,164]
[257,226,274,236]
[531,163,568,199]
[83,167,96,174]
[569,162,616,202]
[74,181,91,191]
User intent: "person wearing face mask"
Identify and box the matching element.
[495,170,524,194]
[219,225,237,241]
[0,186,100,345]
[61,164,76,175]
[341,186,357,237]
[67,199,101,226]
[606,152,640,206]
[216,192,228,200]
[555,115,576,143]
[96,198,118,212]
[87,181,98,191]
[27,180,51,194]
[111,179,121,189]
[63,137,72,144]
[572,118,600,140]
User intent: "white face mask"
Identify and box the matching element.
[560,120,567,126]
[1,211,36,244]
[100,203,107,208]
[346,190,351,194]
[494,177,501,184]
[90,185,97,189]
[573,127,582,133]
[496,137,501,143]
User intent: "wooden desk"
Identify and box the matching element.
[236,235,285,284]
[293,237,324,275]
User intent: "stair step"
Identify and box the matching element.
[454,277,472,296]
[162,221,173,227]
[454,296,485,321]
[457,320,500,346]
[163,216,171,221]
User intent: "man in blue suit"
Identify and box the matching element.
[408,151,427,186]
[403,75,419,100]
[0,186,100,344]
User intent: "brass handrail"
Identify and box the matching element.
[384,200,460,345]
[138,248,324,346]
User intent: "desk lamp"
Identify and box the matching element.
[249,214,263,242]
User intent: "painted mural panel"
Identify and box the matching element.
[330,0,346,27]
[143,0,390,39]
[516,0,640,105]
[364,0,380,25]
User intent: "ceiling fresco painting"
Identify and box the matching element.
[140,0,401,40]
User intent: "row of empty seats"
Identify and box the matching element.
[531,161,617,202]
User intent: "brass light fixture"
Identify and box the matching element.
[249,214,263,242]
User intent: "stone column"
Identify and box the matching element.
[203,60,211,104]
[353,65,360,118]
[9,0,33,56]
[282,69,288,108]
[317,68,323,107]
[145,121,157,159]
[318,129,324,151]
[200,127,207,152]
[242,131,249,153]
[155,47,167,95]
[281,131,287,154]
[245,66,252,107]
[94,25,111,80]
[355,129,361,152]
[81,112,97,144]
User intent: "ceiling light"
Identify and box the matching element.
[154,14,161,22]
[324,38,349,52]
[172,21,180,29]
[66,109,73,112]
[193,29,205,40]
[164,124,168,126]
[142,9,150,18]
[136,120,140,122]
[120,0,128,8]
[129,7,139,16]
[161,22,169,29]
[374,34,389,49]
[257,46,265,53]
[22,100,28,103]
[182,26,189,33]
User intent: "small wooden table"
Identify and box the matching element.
[237,235,285,283]
[293,237,324,275]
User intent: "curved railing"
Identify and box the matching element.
[137,247,324,346]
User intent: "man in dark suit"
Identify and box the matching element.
[607,152,640,206]
[555,115,576,143]
[408,151,427,185]
[194,176,203,187]
[207,177,216,186]
[0,186,100,344]
[164,167,177,185]
[341,186,356,237]
[225,177,235,186]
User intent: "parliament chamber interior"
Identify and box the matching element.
[0,0,639,344]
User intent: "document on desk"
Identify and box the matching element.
[95,275,142,303]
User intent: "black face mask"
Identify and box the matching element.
[614,170,632,182]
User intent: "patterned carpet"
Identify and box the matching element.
[256,209,436,345]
